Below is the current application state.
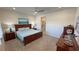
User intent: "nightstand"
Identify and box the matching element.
[4,32,16,41]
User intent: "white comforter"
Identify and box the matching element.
[16,29,41,41]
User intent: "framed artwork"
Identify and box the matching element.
[18,18,29,24]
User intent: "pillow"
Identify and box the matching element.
[24,27,30,30]
[18,28,25,31]
[18,27,30,31]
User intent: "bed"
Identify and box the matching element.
[15,24,42,45]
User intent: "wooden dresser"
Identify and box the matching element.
[56,36,79,51]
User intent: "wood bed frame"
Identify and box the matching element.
[15,24,42,45]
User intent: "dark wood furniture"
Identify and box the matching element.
[56,25,79,51]
[4,32,15,41]
[15,24,42,45]
[15,24,31,31]
[56,36,79,51]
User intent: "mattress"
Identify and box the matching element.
[16,29,41,41]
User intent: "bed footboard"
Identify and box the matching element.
[23,32,42,45]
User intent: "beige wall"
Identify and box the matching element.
[35,8,77,38]
[0,9,35,32]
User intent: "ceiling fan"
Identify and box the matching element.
[33,7,45,15]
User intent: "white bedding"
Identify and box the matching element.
[16,29,41,41]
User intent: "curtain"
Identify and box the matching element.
[0,24,3,45]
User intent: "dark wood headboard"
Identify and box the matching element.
[15,24,32,31]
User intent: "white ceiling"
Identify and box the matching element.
[0,7,76,16]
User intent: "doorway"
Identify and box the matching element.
[41,16,46,34]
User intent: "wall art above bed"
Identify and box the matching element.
[18,18,29,24]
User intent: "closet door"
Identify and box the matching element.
[0,24,3,39]
[75,16,79,36]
